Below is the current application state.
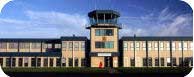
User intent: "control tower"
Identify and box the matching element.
[86,10,122,67]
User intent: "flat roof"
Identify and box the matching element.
[121,36,193,41]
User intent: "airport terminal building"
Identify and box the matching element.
[0,10,193,68]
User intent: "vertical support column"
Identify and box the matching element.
[133,37,136,67]
[158,41,160,67]
[146,41,148,67]
[181,40,184,67]
[170,40,173,67]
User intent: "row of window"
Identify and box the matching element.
[124,41,193,51]
[95,41,114,48]
[128,57,193,67]
[62,42,85,51]
[0,57,86,67]
[95,29,114,36]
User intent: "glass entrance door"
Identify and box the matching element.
[104,57,113,67]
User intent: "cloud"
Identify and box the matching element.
[120,7,193,37]
[0,10,88,38]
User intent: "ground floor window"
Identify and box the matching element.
[81,58,85,67]
[0,58,3,66]
[148,57,152,66]
[179,57,183,66]
[37,58,41,67]
[18,58,23,67]
[68,58,73,67]
[6,58,10,67]
[43,58,48,67]
[11,58,16,67]
[184,57,192,67]
[160,58,164,66]
[172,57,176,66]
[167,58,171,66]
[155,58,159,66]
[142,58,147,66]
[50,58,54,67]
[56,58,61,67]
[62,58,66,66]
[74,58,79,67]
[31,58,36,67]
[130,58,135,67]
[24,57,28,67]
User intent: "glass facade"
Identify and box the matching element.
[95,29,113,36]
[95,41,114,48]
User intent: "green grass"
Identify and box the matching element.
[2,67,192,74]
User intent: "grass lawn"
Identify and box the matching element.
[2,67,192,75]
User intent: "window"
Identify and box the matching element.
[49,58,53,67]
[47,44,52,48]
[179,57,183,66]
[31,43,41,49]
[143,42,146,51]
[69,42,73,51]
[130,42,134,51]
[148,57,152,66]
[74,58,79,67]
[167,58,171,66]
[183,42,188,50]
[0,42,7,49]
[178,42,182,51]
[148,42,152,51]
[136,42,140,51]
[95,29,113,36]
[172,57,176,66]
[24,57,28,67]
[81,58,86,67]
[190,42,193,50]
[166,42,170,51]
[31,58,36,67]
[74,42,79,51]
[130,58,135,67]
[19,43,30,49]
[9,43,18,49]
[18,58,23,67]
[56,58,61,67]
[143,58,147,66]
[95,41,114,48]
[160,42,164,51]
[37,58,41,67]
[172,42,176,51]
[154,42,158,51]
[6,58,11,67]
[0,58,3,66]
[62,42,67,51]
[61,58,66,66]
[68,58,73,67]
[43,58,48,67]
[11,58,16,67]
[81,42,85,51]
[160,58,164,66]
[155,58,159,66]
[55,44,61,48]
[123,42,128,51]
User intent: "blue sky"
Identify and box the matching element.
[0,0,193,38]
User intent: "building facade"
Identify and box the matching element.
[0,10,193,68]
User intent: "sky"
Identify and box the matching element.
[0,0,193,38]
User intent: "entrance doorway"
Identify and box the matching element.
[104,57,113,67]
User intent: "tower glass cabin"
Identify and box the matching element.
[86,10,122,68]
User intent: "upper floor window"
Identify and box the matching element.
[62,42,67,51]
[154,42,158,51]
[19,43,30,49]
[55,44,61,48]
[136,42,140,51]
[160,42,164,51]
[148,42,152,51]
[130,42,134,51]
[95,41,114,48]
[9,43,18,49]
[190,42,193,50]
[69,42,73,51]
[123,42,128,51]
[172,42,176,51]
[142,42,146,51]
[81,42,85,51]
[178,42,182,51]
[95,29,113,36]
[166,42,170,51]
[74,42,79,51]
[31,43,41,49]
[183,42,188,50]
[0,42,7,49]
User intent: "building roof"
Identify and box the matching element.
[121,36,193,41]
[0,52,61,57]
[61,36,88,41]
[88,10,120,18]
[0,36,88,42]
